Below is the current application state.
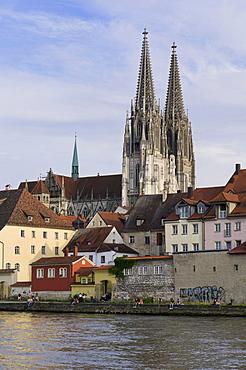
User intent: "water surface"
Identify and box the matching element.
[0,312,245,369]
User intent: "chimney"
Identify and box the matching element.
[74,245,78,256]
[235,163,241,175]
[64,247,69,257]
[156,233,163,256]
[187,187,193,198]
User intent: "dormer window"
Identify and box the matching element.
[180,206,188,219]
[197,205,204,214]
[28,216,33,222]
[136,219,144,226]
[88,241,92,245]
[219,204,227,218]
[44,218,50,223]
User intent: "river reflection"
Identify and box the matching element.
[0,312,245,369]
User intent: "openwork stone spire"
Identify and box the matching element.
[135,29,156,113]
[164,42,186,124]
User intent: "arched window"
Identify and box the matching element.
[15,246,20,254]
[15,263,20,272]
[6,263,11,269]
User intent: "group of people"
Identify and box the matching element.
[26,293,39,307]
[133,298,144,308]
[71,293,86,306]
[169,298,180,309]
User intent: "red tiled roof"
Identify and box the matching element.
[19,181,38,193]
[0,189,73,231]
[164,210,179,221]
[228,241,246,254]
[59,215,86,227]
[98,211,126,233]
[31,180,50,195]
[76,174,122,200]
[30,256,84,266]
[224,169,246,194]
[64,226,113,252]
[93,265,114,270]
[210,192,239,203]
[192,187,225,201]
[181,199,198,205]
[126,255,173,260]
[0,269,16,274]
[76,267,94,276]
[11,281,31,287]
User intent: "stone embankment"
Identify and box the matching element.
[0,301,246,316]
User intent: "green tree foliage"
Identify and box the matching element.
[108,257,136,279]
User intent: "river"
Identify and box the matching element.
[0,312,245,369]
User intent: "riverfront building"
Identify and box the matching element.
[0,188,74,282]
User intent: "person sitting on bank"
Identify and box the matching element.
[71,298,78,306]
[169,298,175,309]
[133,298,139,308]
[26,298,33,307]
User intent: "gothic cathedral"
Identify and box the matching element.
[122,29,195,207]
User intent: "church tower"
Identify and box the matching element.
[164,42,195,193]
[122,30,195,207]
[71,134,79,181]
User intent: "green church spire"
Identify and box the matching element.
[71,134,79,181]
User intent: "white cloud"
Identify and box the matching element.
[1,0,246,189]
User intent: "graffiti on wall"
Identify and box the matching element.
[180,285,225,303]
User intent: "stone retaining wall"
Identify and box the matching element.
[0,301,245,316]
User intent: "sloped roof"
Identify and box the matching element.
[228,193,246,217]
[97,211,126,233]
[64,226,113,252]
[224,169,246,194]
[76,174,122,200]
[20,173,122,201]
[58,215,86,228]
[31,256,83,265]
[0,189,73,231]
[53,174,76,199]
[210,192,240,203]
[76,267,94,276]
[11,281,31,287]
[31,180,50,195]
[100,243,137,254]
[192,187,225,201]
[123,193,188,232]
[19,181,39,193]
[227,241,246,254]
[0,269,16,274]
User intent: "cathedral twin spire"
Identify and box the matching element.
[122,29,195,207]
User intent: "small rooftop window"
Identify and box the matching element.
[136,219,144,226]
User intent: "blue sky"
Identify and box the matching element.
[1,0,246,189]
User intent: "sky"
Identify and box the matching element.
[1,0,246,189]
